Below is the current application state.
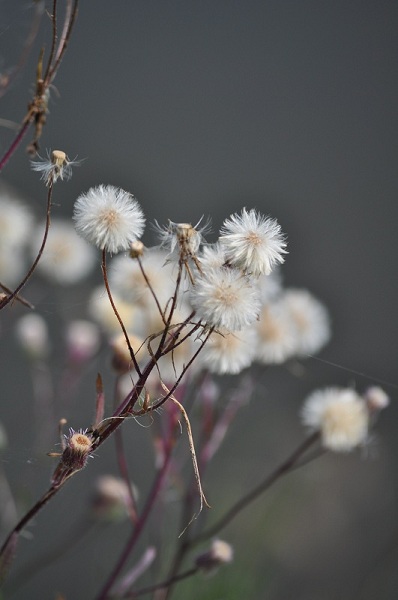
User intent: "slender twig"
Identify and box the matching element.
[95,415,179,600]
[114,567,199,599]
[114,379,138,524]
[137,256,167,325]
[0,181,54,310]
[43,0,58,83]
[101,249,142,376]
[193,432,320,545]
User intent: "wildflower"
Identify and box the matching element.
[109,250,174,308]
[301,387,369,452]
[255,302,297,364]
[31,219,96,284]
[15,313,49,360]
[190,267,261,331]
[31,149,78,186]
[73,185,145,254]
[0,193,33,247]
[281,289,331,357]
[0,245,26,286]
[196,540,233,573]
[198,327,257,374]
[363,386,390,413]
[91,475,134,521]
[65,320,101,364]
[88,286,137,334]
[219,208,287,276]
[110,332,145,374]
[198,242,226,270]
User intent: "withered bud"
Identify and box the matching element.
[129,240,144,259]
[195,539,233,574]
[363,386,390,413]
[61,429,92,470]
[91,475,135,521]
[110,333,144,374]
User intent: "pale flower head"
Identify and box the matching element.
[281,288,331,357]
[0,245,26,286]
[66,320,101,363]
[198,242,226,270]
[190,267,261,331]
[255,302,297,364]
[89,286,137,334]
[109,249,174,308]
[198,327,257,374]
[301,387,369,452]
[0,193,33,247]
[219,208,287,276]
[15,313,50,359]
[32,219,96,284]
[73,185,145,254]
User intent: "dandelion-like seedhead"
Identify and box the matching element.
[301,388,370,452]
[190,267,261,331]
[198,327,257,374]
[219,208,287,276]
[73,185,145,254]
[31,150,79,186]
[31,219,96,284]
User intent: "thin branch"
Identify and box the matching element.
[193,432,320,545]
[0,181,54,310]
[101,249,142,376]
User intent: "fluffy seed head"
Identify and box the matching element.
[73,185,145,254]
[190,267,261,331]
[301,388,369,452]
[219,208,287,276]
[198,327,257,374]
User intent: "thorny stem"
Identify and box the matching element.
[0,181,54,310]
[101,249,142,376]
[96,416,179,600]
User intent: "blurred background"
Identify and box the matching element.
[0,1,397,598]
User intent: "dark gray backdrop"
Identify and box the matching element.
[0,2,398,599]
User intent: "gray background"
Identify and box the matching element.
[0,1,398,599]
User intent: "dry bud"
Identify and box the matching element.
[196,539,233,573]
[129,240,144,258]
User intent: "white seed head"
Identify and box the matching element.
[73,185,145,254]
[31,219,96,284]
[301,387,369,452]
[190,267,261,331]
[219,208,287,276]
[198,327,257,374]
